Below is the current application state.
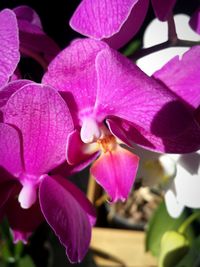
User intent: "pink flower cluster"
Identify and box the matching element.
[0,2,200,263]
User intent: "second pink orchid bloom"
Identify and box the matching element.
[43,38,200,203]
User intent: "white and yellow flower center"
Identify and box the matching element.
[81,117,118,154]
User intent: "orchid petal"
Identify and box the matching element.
[0,80,32,111]
[164,151,200,218]
[70,0,149,49]
[43,39,107,124]
[151,0,176,21]
[189,7,200,34]
[66,130,88,165]
[39,175,93,263]
[173,152,200,208]
[14,6,60,63]
[0,9,19,89]
[51,175,96,226]
[13,5,42,28]
[0,181,16,209]
[137,48,192,77]
[153,46,200,109]
[94,48,195,138]
[164,187,184,218]
[106,118,137,148]
[66,129,99,166]
[10,68,21,81]
[0,123,23,175]
[6,196,43,242]
[12,230,31,244]
[51,158,99,180]
[4,83,74,175]
[106,117,200,153]
[91,145,139,202]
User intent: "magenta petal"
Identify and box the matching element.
[10,68,21,81]
[107,117,200,153]
[0,9,20,88]
[66,130,88,165]
[66,129,99,167]
[105,0,149,49]
[0,181,16,209]
[0,123,23,175]
[160,123,200,153]
[106,118,135,148]
[52,175,96,226]
[39,175,93,263]
[12,230,31,244]
[94,48,194,138]
[91,146,139,202]
[151,0,176,21]
[18,21,60,63]
[13,5,42,28]
[70,0,149,49]
[0,80,32,112]
[153,46,200,109]
[6,196,43,242]
[189,7,200,34]
[14,6,60,63]
[43,39,107,123]
[5,83,74,174]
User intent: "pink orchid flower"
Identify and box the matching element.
[70,0,176,49]
[0,83,95,263]
[0,6,59,87]
[13,5,60,69]
[153,46,200,216]
[43,38,200,203]
[153,45,200,111]
[136,16,200,218]
[0,9,20,89]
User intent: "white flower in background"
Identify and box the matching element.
[135,144,200,218]
[165,151,200,217]
[135,14,200,218]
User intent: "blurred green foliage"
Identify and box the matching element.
[146,200,200,267]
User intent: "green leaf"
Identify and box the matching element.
[18,256,36,267]
[122,40,141,57]
[159,231,189,267]
[14,242,24,261]
[0,261,6,267]
[145,201,194,257]
[0,242,15,263]
[175,235,200,267]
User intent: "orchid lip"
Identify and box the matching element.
[97,134,117,153]
[80,117,118,154]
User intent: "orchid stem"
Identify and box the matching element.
[131,39,200,61]
[20,46,48,70]
[95,193,108,207]
[178,211,200,235]
[131,12,200,61]
[167,13,178,44]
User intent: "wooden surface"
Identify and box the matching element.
[90,227,157,267]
